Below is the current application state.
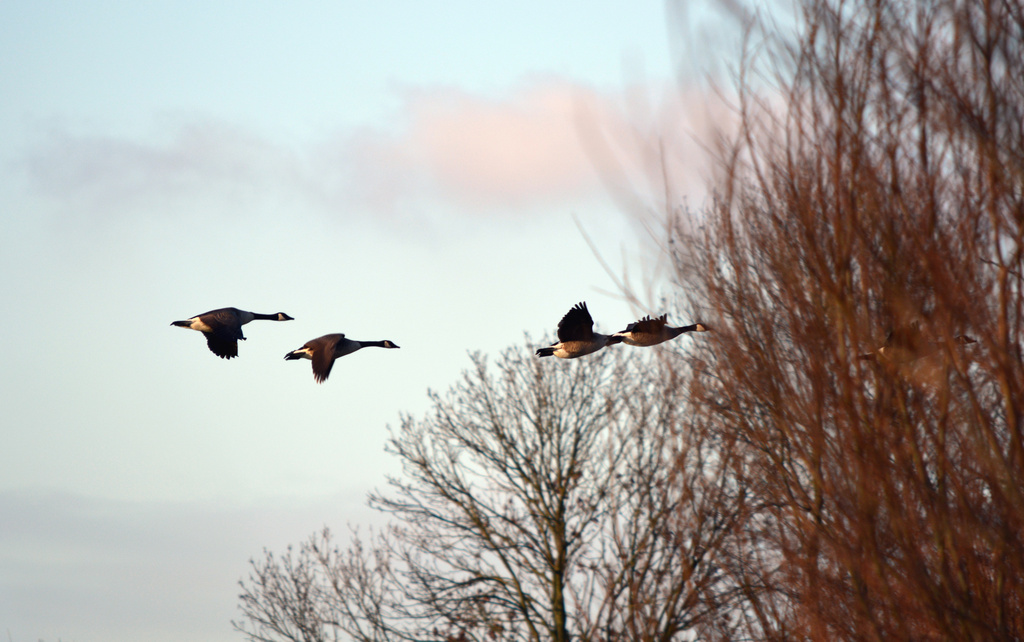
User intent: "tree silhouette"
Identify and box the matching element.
[236,345,748,642]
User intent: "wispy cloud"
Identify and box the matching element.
[20,78,731,225]
[23,119,309,221]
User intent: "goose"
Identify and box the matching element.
[536,301,622,359]
[613,314,709,347]
[284,333,400,383]
[171,307,294,359]
[858,321,975,364]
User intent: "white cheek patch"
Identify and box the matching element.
[191,319,213,332]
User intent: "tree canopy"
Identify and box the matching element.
[665,0,1024,637]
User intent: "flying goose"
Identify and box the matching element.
[858,321,975,364]
[171,307,294,359]
[284,333,400,383]
[613,314,709,347]
[536,301,622,359]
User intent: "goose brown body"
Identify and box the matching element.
[536,302,621,359]
[284,333,400,383]
[858,322,975,364]
[613,315,708,347]
[171,307,294,359]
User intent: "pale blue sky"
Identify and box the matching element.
[0,2,738,640]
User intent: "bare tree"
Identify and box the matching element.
[653,0,1024,638]
[236,343,747,642]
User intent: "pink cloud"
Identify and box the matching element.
[345,79,735,215]
[401,84,601,205]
